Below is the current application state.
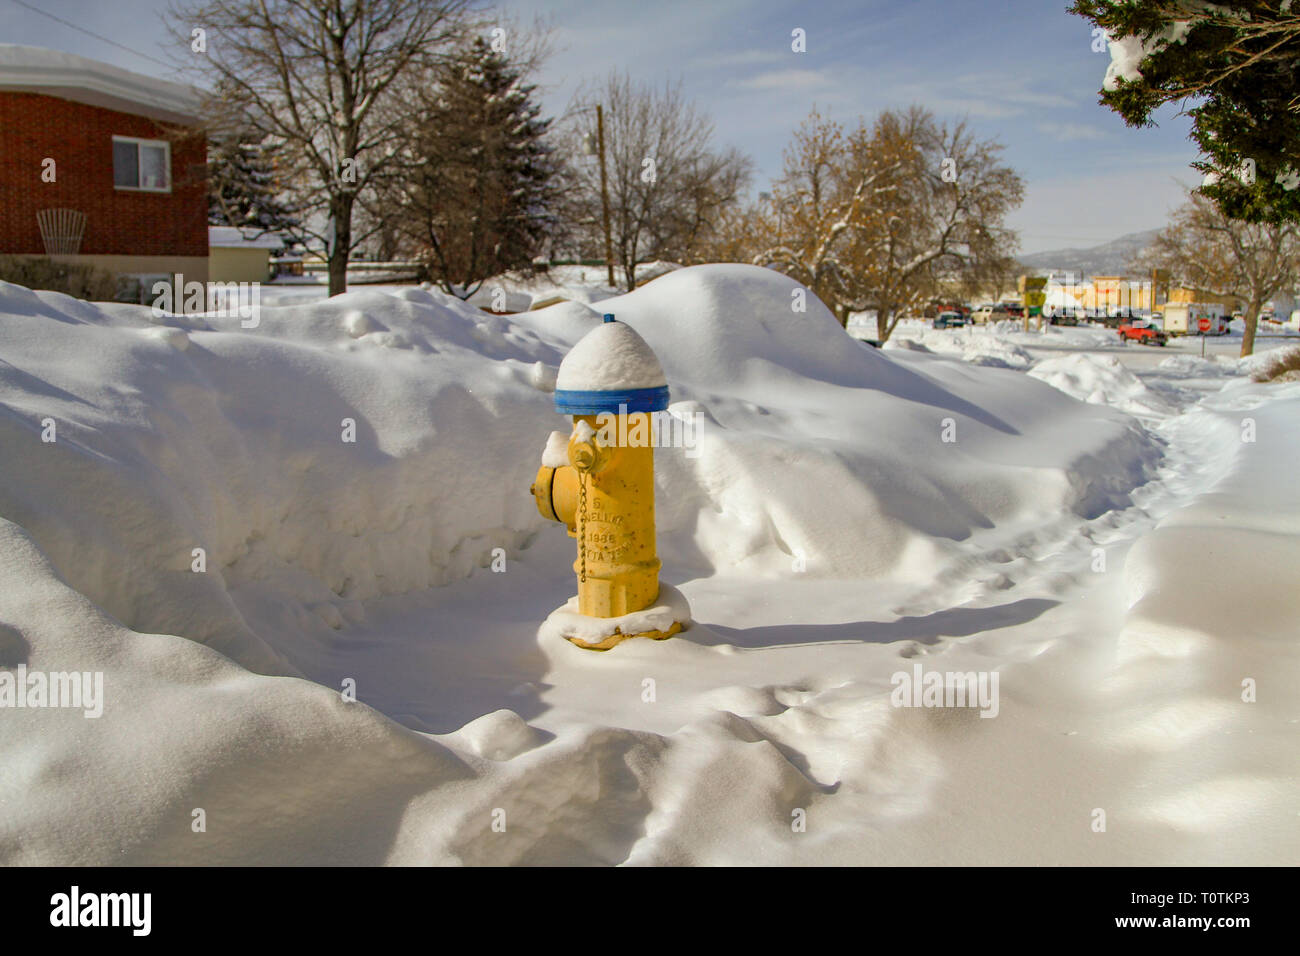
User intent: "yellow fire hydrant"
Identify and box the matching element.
[530,314,685,650]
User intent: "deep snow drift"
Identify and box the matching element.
[1,264,1294,864]
[0,266,1157,675]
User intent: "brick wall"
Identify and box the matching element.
[0,92,207,257]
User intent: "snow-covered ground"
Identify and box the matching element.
[1,265,1297,864]
[259,261,681,312]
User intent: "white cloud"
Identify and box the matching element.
[699,48,789,69]
[729,68,836,91]
[1037,121,1109,142]
[894,71,1075,111]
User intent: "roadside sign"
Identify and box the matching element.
[1198,317,1211,333]
[1018,277,1048,330]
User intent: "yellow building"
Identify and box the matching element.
[1057,274,1240,316]
[1087,275,1165,313]
[1167,286,1242,312]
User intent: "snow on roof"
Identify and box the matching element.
[208,226,284,250]
[0,44,202,124]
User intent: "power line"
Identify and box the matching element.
[5,0,175,72]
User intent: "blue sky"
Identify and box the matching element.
[1,0,1202,253]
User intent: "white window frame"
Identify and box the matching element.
[112,136,171,193]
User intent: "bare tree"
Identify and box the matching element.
[755,109,911,326]
[170,0,471,295]
[1143,192,1300,357]
[651,145,752,267]
[756,106,1022,340]
[959,253,1021,307]
[561,73,752,291]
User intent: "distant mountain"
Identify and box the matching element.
[1018,229,1161,277]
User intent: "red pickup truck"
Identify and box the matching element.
[1117,320,1167,346]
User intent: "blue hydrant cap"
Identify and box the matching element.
[555,385,670,415]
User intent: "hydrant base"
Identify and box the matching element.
[540,583,692,653]
[564,620,683,652]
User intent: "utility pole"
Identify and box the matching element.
[597,104,615,289]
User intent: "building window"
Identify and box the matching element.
[112,136,171,192]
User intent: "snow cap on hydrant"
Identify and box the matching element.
[553,313,670,415]
[531,312,690,651]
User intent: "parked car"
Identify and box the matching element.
[972,304,1009,324]
[933,311,967,329]
[923,302,970,320]
[1044,308,1079,326]
[1117,319,1167,346]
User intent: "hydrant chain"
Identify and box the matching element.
[578,473,588,584]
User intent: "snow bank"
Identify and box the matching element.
[1106,393,1300,856]
[1155,354,1235,379]
[462,261,682,312]
[0,268,1162,663]
[1035,323,1118,349]
[0,264,1167,863]
[1235,343,1300,379]
[884,328,1035,370]
[520,265,1161,580]
[0,280,567,672]
[1029,353,1174,418]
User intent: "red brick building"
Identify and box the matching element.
[0,44,209,285]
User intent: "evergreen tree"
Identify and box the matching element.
[208,133,301,237]
[385,37,560,298]
[1071,1,1300,223]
